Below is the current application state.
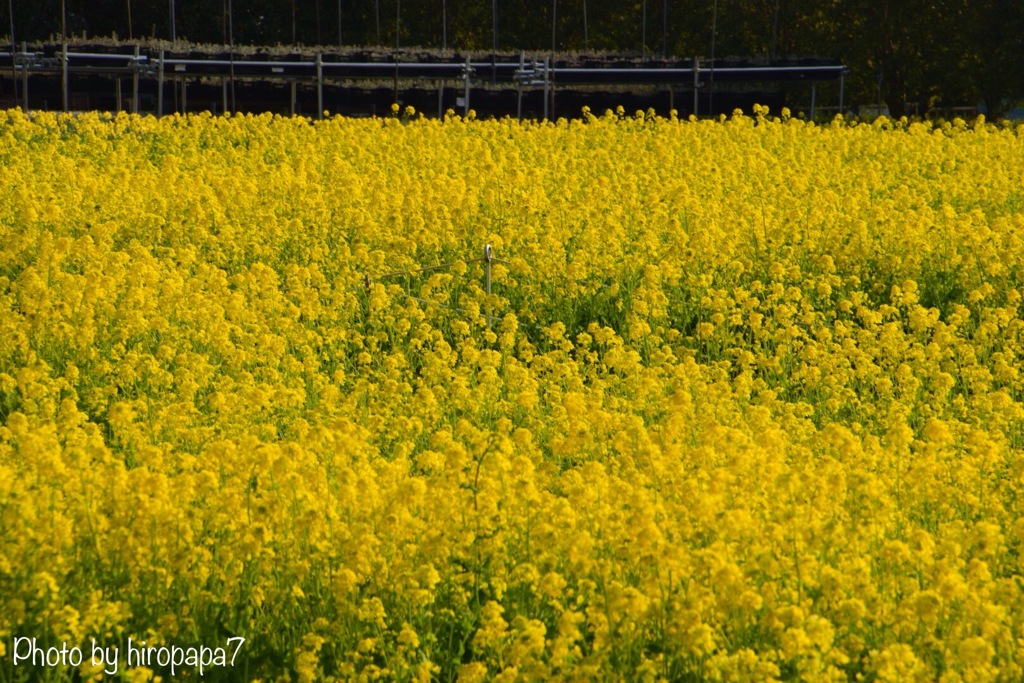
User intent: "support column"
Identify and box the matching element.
[157,49,165,116]
[21,42,29,113]
[692,56,699,117]
[316,53,324,119]
[463,55,471,116]
[542,57,549,120]
[516,52,524,121]
[132,45,140,114]
[61,42,68,112]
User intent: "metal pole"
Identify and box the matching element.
[21,41,27,113]
[543,57,549,120]
[442,0,447,49]
[61,42,67,112]
[517,51,524,121]
[484,244,493,328]
[157,49,165,116]
[839,72,845,115]
[709,0,717,116]
[395,0,400,50]
[228,0,235,114]
[463,55,471,115]
[7,0,15,110]
[438,80,443,118]
[132,44,139,114]
[169,0,176,42]
[116,78,122,111]
[317,53,324,118]
[182,78,187,112]
[291,80,297,115]
[693,56,698,117]
[222,79,227,114]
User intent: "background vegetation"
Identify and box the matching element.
[2,0,1023,116]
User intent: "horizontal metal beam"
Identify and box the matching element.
[2,49,845,86]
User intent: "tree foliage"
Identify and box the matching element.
[3,0,1022,114]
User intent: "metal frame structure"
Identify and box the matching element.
[0,45,848,120]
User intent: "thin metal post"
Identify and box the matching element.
[290,80,297,115]
[543,57,549,120]
[438,80,444,118]
[839,72,845,115]
[710,0,717,116]
[116,78,122,111]
[222,78,228,114]
[463,55,471,116]
[484,244,493,328]
[132,44,139,114]
[810,82,816,121]
[692,56,698,117]
[393,53,399,105]
[61,42,68,112]
[228,0,235,113]
[21,42,28,113]
[181,78,187,112]
[7,0,16,111]
[517,51,524,121]
[316,53,324,118]
[157,49,165,116]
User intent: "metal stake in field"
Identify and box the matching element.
[484,244,493,328]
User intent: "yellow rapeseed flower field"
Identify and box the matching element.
[1,106,1024,681]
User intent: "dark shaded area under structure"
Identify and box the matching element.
[0,44,847,120]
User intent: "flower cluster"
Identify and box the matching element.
[1,108,1023,680]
